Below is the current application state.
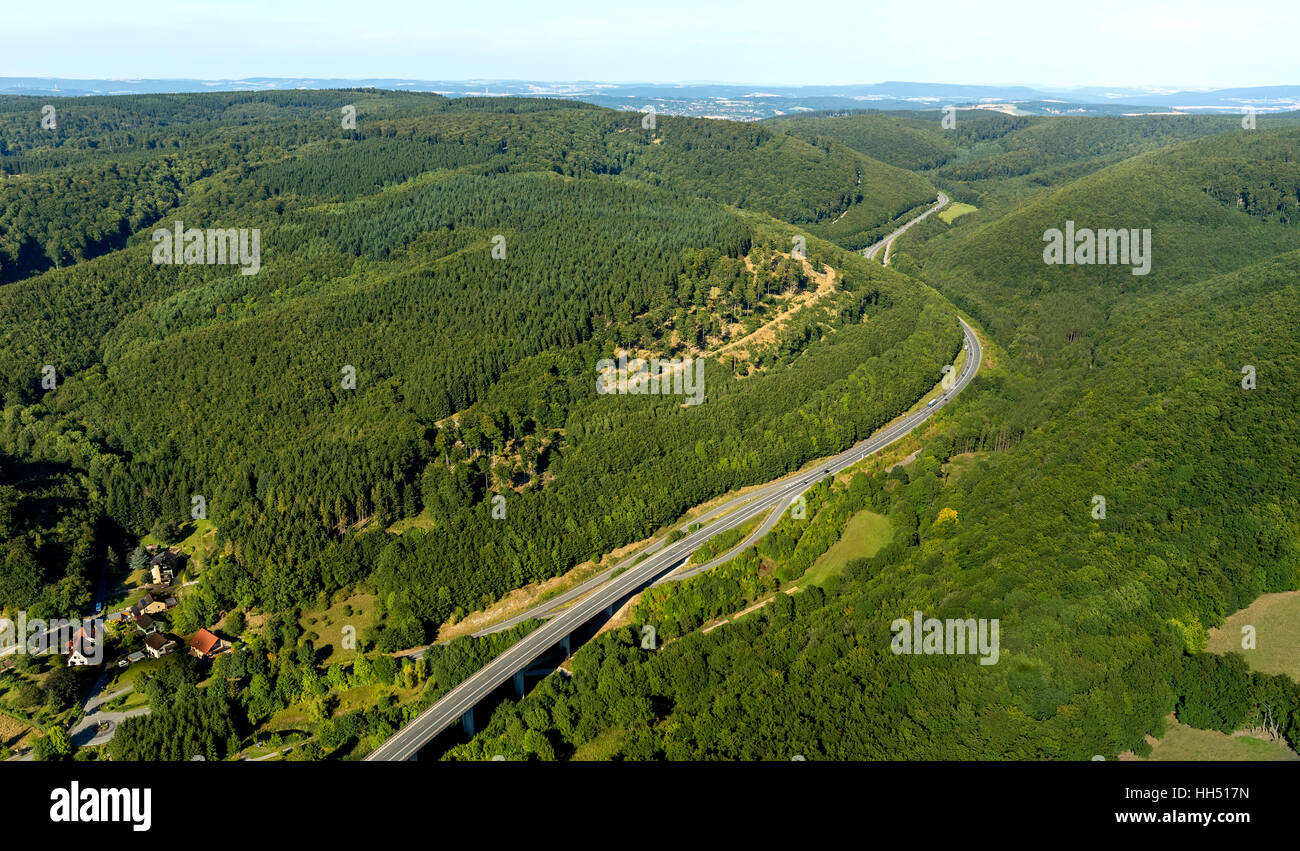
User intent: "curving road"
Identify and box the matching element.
[464,474,785,638]
[863,193,949,263]
[365,318,981,761]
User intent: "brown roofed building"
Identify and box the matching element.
[149,550,177,585]
[189,628,227,659]
[130,593,170,619]
[144,633,177,659]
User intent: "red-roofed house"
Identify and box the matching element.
[66,626,101,667]
[189,628,227,659]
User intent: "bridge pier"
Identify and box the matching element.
[513,670,526,699]
[461,708,475,738]
[560,633,571,657]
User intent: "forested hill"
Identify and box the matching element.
[771,110,1300,212]
[451,241,1300,759]
[770,111,962,171]
[14,89,1294,763]
[0,91,957,643]
[436,120,1300,761]
[914,126,1300,347]
[0,91,933,285]
[882,127,1300,757]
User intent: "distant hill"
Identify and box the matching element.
[0,91,934,281]
[5,78,1299,120]
[918,126,1300,344]
[770,112,961,170]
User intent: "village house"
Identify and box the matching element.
[149,550,177,585]
[189,628,228,659]
[129,593,177,620]
[135,614,161,636]
[65,626,100,667]
[144,633,178,659]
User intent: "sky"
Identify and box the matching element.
[4,0,1296,89]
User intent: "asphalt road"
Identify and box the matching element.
[863,193,949,261]
[466,474,785,637]
[68,685,150,749]
[366,318,981,761]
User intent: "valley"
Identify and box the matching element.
[1,84,1298,769]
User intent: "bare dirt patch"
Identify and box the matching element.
[713,255,839,362]
[702,587,801,634]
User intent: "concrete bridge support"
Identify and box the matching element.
[462,707,475,737]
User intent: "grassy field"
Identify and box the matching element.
[1134,719,1299,761]
[1205,590,1300,680]
[571,728,624,761]
[265,682,422,736]
[138,518,220,575]
[299,592,378,665]
[387,509,438,535]
[105,653,175,692]
[939,202,978,224]
[942,451,989,483]
[174,519,220,574]
[100,688,149,713]
[104,569,153,611]
[0,711,38,756]
[804,510,892,586]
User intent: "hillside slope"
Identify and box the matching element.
[443,126,1300,760]
[0,91,960,643]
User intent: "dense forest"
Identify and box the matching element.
[4,89,1297,762]
[446,124,1300,760]
[771,109,1300,213]
[0,90,953,650]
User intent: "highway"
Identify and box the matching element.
[465,467,789,637]
[365,317,981,761]
[863,193,949,262]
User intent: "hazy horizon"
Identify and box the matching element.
[5,77,1299,91]
[6,0,1296,89]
